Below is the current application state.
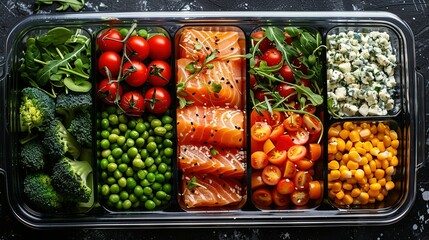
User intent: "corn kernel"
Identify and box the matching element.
[330,170,341,180]
[390,156,399,166]
[341,170,352,179]
[375,159,382,169]
[359,156,368,166]
[349,130,361,142]
[343,122,354,131]
[359,128,372,139]
[364,153,373,161]
[369,177,377,184]
[339,129,350,140]
[335,152,343,161]
[377,123,386,133]
[328,126,340,138]
[370,125,378,134]
[378,178,386,187]
[383,135,391,148]
[377,141,386,152]
[328,142,337,154]
[346,178,357,185]
[336,190,345,200]
[369,160,377,172]
[375,169,385,179]
[328,190,337,199]
[370,183,382,191]
[345,140,353,151]
[351,188,361,198]
[343,194,354,205]
[328,154,335,161]
[368,197,376,203]
[359,192,369,204]
[356,146,367,156]
[389,130,398,140]
[386,181,395,191]
[368,189,380,198]
[343,182,353,191]
[370,147,380,156]
[391,139,399,149]
[376,193,385,201]
[371,138,379,147]
[332,181,342,192]
[355,169,365,181]
[382,188,389,196]
[361,183,370,192]
[328,160,340,170]
[386,166,395,176]
[381,159,390,169]
[347,160,359,170]
[363,141,373,152]
[363,164,372,176]
[348,150,361,162]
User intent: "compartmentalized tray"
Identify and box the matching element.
[0,11,425,229]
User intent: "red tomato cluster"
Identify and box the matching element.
[96,28,172,116]
[250,109,323,208]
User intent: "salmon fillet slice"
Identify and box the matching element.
[176,105,245,148]
[182,173,243,208]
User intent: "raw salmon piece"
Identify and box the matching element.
[179,144,246,178]
[177,58,244,108]
[177,105,245,148]
[179,28,241,61]
[182,173,243,208]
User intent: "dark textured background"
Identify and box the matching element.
[0,0,428,239]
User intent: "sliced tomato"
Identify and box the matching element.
[270,124,285,141]
[252,188,273,207]
[287,145,307,162]
[268,149,287,166]
[283,113,302,132]
[251,170,266,190]
[263,139,276,154]
[295,159,314,171]
[250,109,271,126]
[308,143,322,161]
[303,114,322,134]
[272,188,290,207]
[291,190,310,206]
[276,135,295,151]
[290,128,310,145]
[262,165,282,186]
[276,178,295,195]
[293,171,312,190]
[308,131,322,144]
[309,180,323,199]
[283,160,297,178]
[251,122,271,142]
[251,151,269,170]
[270,110,285,127]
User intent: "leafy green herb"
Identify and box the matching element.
[211,82,222,94]
[194,42,203,50]
[210,147,219,156]
[185,62,196,74]
[35,0,85,12]
[186,176,207,190]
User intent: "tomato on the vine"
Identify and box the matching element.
[262,165,282,186]
[98,51,122,77]
[147,60,171,87]
[283,113,302,132]
[97,79,122,105]
[97,29,124,53]
[126,36,150,61]
[122,60,148,87]
[252,188,272,207]
[262,48,282,66]
[148,35,171,60]
[275,83,296,102]
[144,87,172,115]
[119,91,145,117]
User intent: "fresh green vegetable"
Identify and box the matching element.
[19,87,55,134]
[68,111,92,147]
[43,119,81,160]
[52,156,93,203]
[20,138,46,171]
[23,173,63,212]
[55,91,92,127]
[35,0,85,12]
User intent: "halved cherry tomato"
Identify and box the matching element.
[276,178,295,195]
[251,151,269,170]
[308,143,322,161]
[252,188,273,207]
[275,83,296,102]
[250,109,271,126]
[270,124,285,141]
[251,170,266,190]
[251,122,271,142]
[272,188,290,207]
[279,64,295,83]
[304,105,317,115]
[293,170,312,190]
[308,130,322,144]
[287,145,307,163]
[122,60,148,87]
[97,29,123,53]
[290,128,310,145]
[283,113,302,132]
[276,135,295,151]
[262,48,282,66]
[303,114,322,135]
[291,190,310,206]
[263,139,276,154]
[268,149,287,166]
[270,110,285,127]
[309,180,322,199]
[283,160,297,178]
[295,159,314,171]
[262,165,282,186]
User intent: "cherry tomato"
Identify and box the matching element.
[251,31,274,53]
[148,35,171,60]
[293,170,312,190]
[279,64,295,83]
[262,165,282,186]
[308,130,322,144]
[276,135,295,151]
[303,114,322,134]
[254,90,271,102]
[251,122,271,142]
[288,145,307,163]
[250,74,257,89]
[272,188,290,207]
[262,48,282,66]
[250,109,271,126]
[144,87,171,115]
[270,110,285,127]
[291,190,310,206]
[251,170,266,190]
[284,32,293,45]
[147,60,171,87]
[98,51,121,77]
[251,151,269,170]
[126,36,150,61]
[304,105,317,114]
[277,178,295,195]
[309,181,322,199]
[283,113,302,132]
[283,160,297,178]
[308,143,322,161]
[252,188,273,207]
[97,29,123,53]
[292,57,308,74]
[290,128,310,145]
[268,149,287,166]
[300,78,311,87]
[122,60,148,87]
[270,124,285,141]
[119,91,145,117]
[295,159,314,171]
[97,79,123,105]
[275,83,296,102]
[251,138,264,152]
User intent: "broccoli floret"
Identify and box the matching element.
[55,92,92,127]
[43,119,81,160]
[52,157,93,203]
[23,173,63,212]
[20,138,46,171]
[20,87,55,133]
[68,111,92,147]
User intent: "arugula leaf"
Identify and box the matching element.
[35,0,85,12]
[284,27,303,37]
[186,176,207,190]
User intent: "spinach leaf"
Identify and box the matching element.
[35,0,85,12]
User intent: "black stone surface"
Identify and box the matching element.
[0,0,428,239]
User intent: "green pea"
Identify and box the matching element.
[135,122,146,133]
[151,148,159,158]
[115,200,123,210]
[158,163,168,173]
[111,148,123,159]
[100,159,109,169]
[128,120,137,129]
[110,143,119,150]
[163,147,173,157]
[127,147,138,158]
[117,136,126,146]
[140,149,148,159]
[101,111,109,119]
[144,122,150,129]
[163,139,173,148]
[110,184,120,194]
[165,171,172,181]
[140,179,150,187]
[154,156,162,165]
[101,130,110,139]
[137,169,148,180]
[147,114,157,123]
[122,199,132,210]
[151,182,162,191]
[109,194,120,204]
[147,136,155,143]
[118,177,127,188]
[151,119,162,128]
[129,130,139,140]
[154,126,167,136]
[144,157,154,167]
[134,185,144,197]
[100,171,108,180]
[138,29,148,38]
[126,177,137,190]
[126,138,135,147]
[155,136,163,144]
[101,119,110,129]
[100,139,110,149]
[140,195,148,203]
[156,190,167,200]
[153,197,161,206]
[119,123,128,132]
[164,132,173,139]
[129,193,138,203]
[155,173,165,183]
[135,138,145,148]
[148,164,157,173]
[101,184,110,196]
[119,28,129,37]
[126,167,134,177]
[119,191,129,200]
[111,128,121,135]
[107,163,117,172]
[118,114,128,124]
[147,172,156,182]
[164,123,173,131]
[162,183,172,194]
[120,153,129,164]
[108,133,119,143]
[107,177,116,185]
[162,156,172,165]
[143,186,153,196]
[161,115,173,124]
[113,169,123,179]
[108,114,119,125]
[106,106,117,114]
[118,163,128,172]
[141,130,149,140]
[133,158,144,169]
